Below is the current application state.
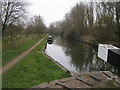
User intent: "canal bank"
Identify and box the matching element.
[80,36,120,49]
[2,35,69,88]
[42,51,71,76]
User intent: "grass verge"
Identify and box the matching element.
[2,34,45,66]
[2,36,69,88]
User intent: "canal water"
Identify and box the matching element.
[45,36,120,74]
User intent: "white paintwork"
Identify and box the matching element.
[98,44,119,62]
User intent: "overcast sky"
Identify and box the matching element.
[27,0,81,26]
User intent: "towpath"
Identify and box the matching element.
[0,35,47,74]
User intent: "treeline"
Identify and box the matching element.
[49,2,120,46]
[1,0,46,36]
[25,15,46,34]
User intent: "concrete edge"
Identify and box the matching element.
[42,51,71,77]
[41,39,71,76]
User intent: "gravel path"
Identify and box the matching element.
[0,35,46,74]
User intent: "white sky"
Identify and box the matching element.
[27,0,119,26]
[27,0,80,26]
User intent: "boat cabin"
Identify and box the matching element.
[98,44,120,69]
[47,36,53,44]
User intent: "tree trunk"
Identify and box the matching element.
[116,2,120,46]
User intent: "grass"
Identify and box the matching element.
[2,36,69,88]
[2,34,45,66]
[105,80,117,88]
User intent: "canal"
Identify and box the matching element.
[45,36,120,74]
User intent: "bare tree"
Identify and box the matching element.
[115,2,120,45]
[25,15,46,34]
[49,23,55,34]
[1,0,28,35]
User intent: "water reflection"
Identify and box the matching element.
[45,36,120,75]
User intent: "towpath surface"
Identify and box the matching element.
[0,35,47,74]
